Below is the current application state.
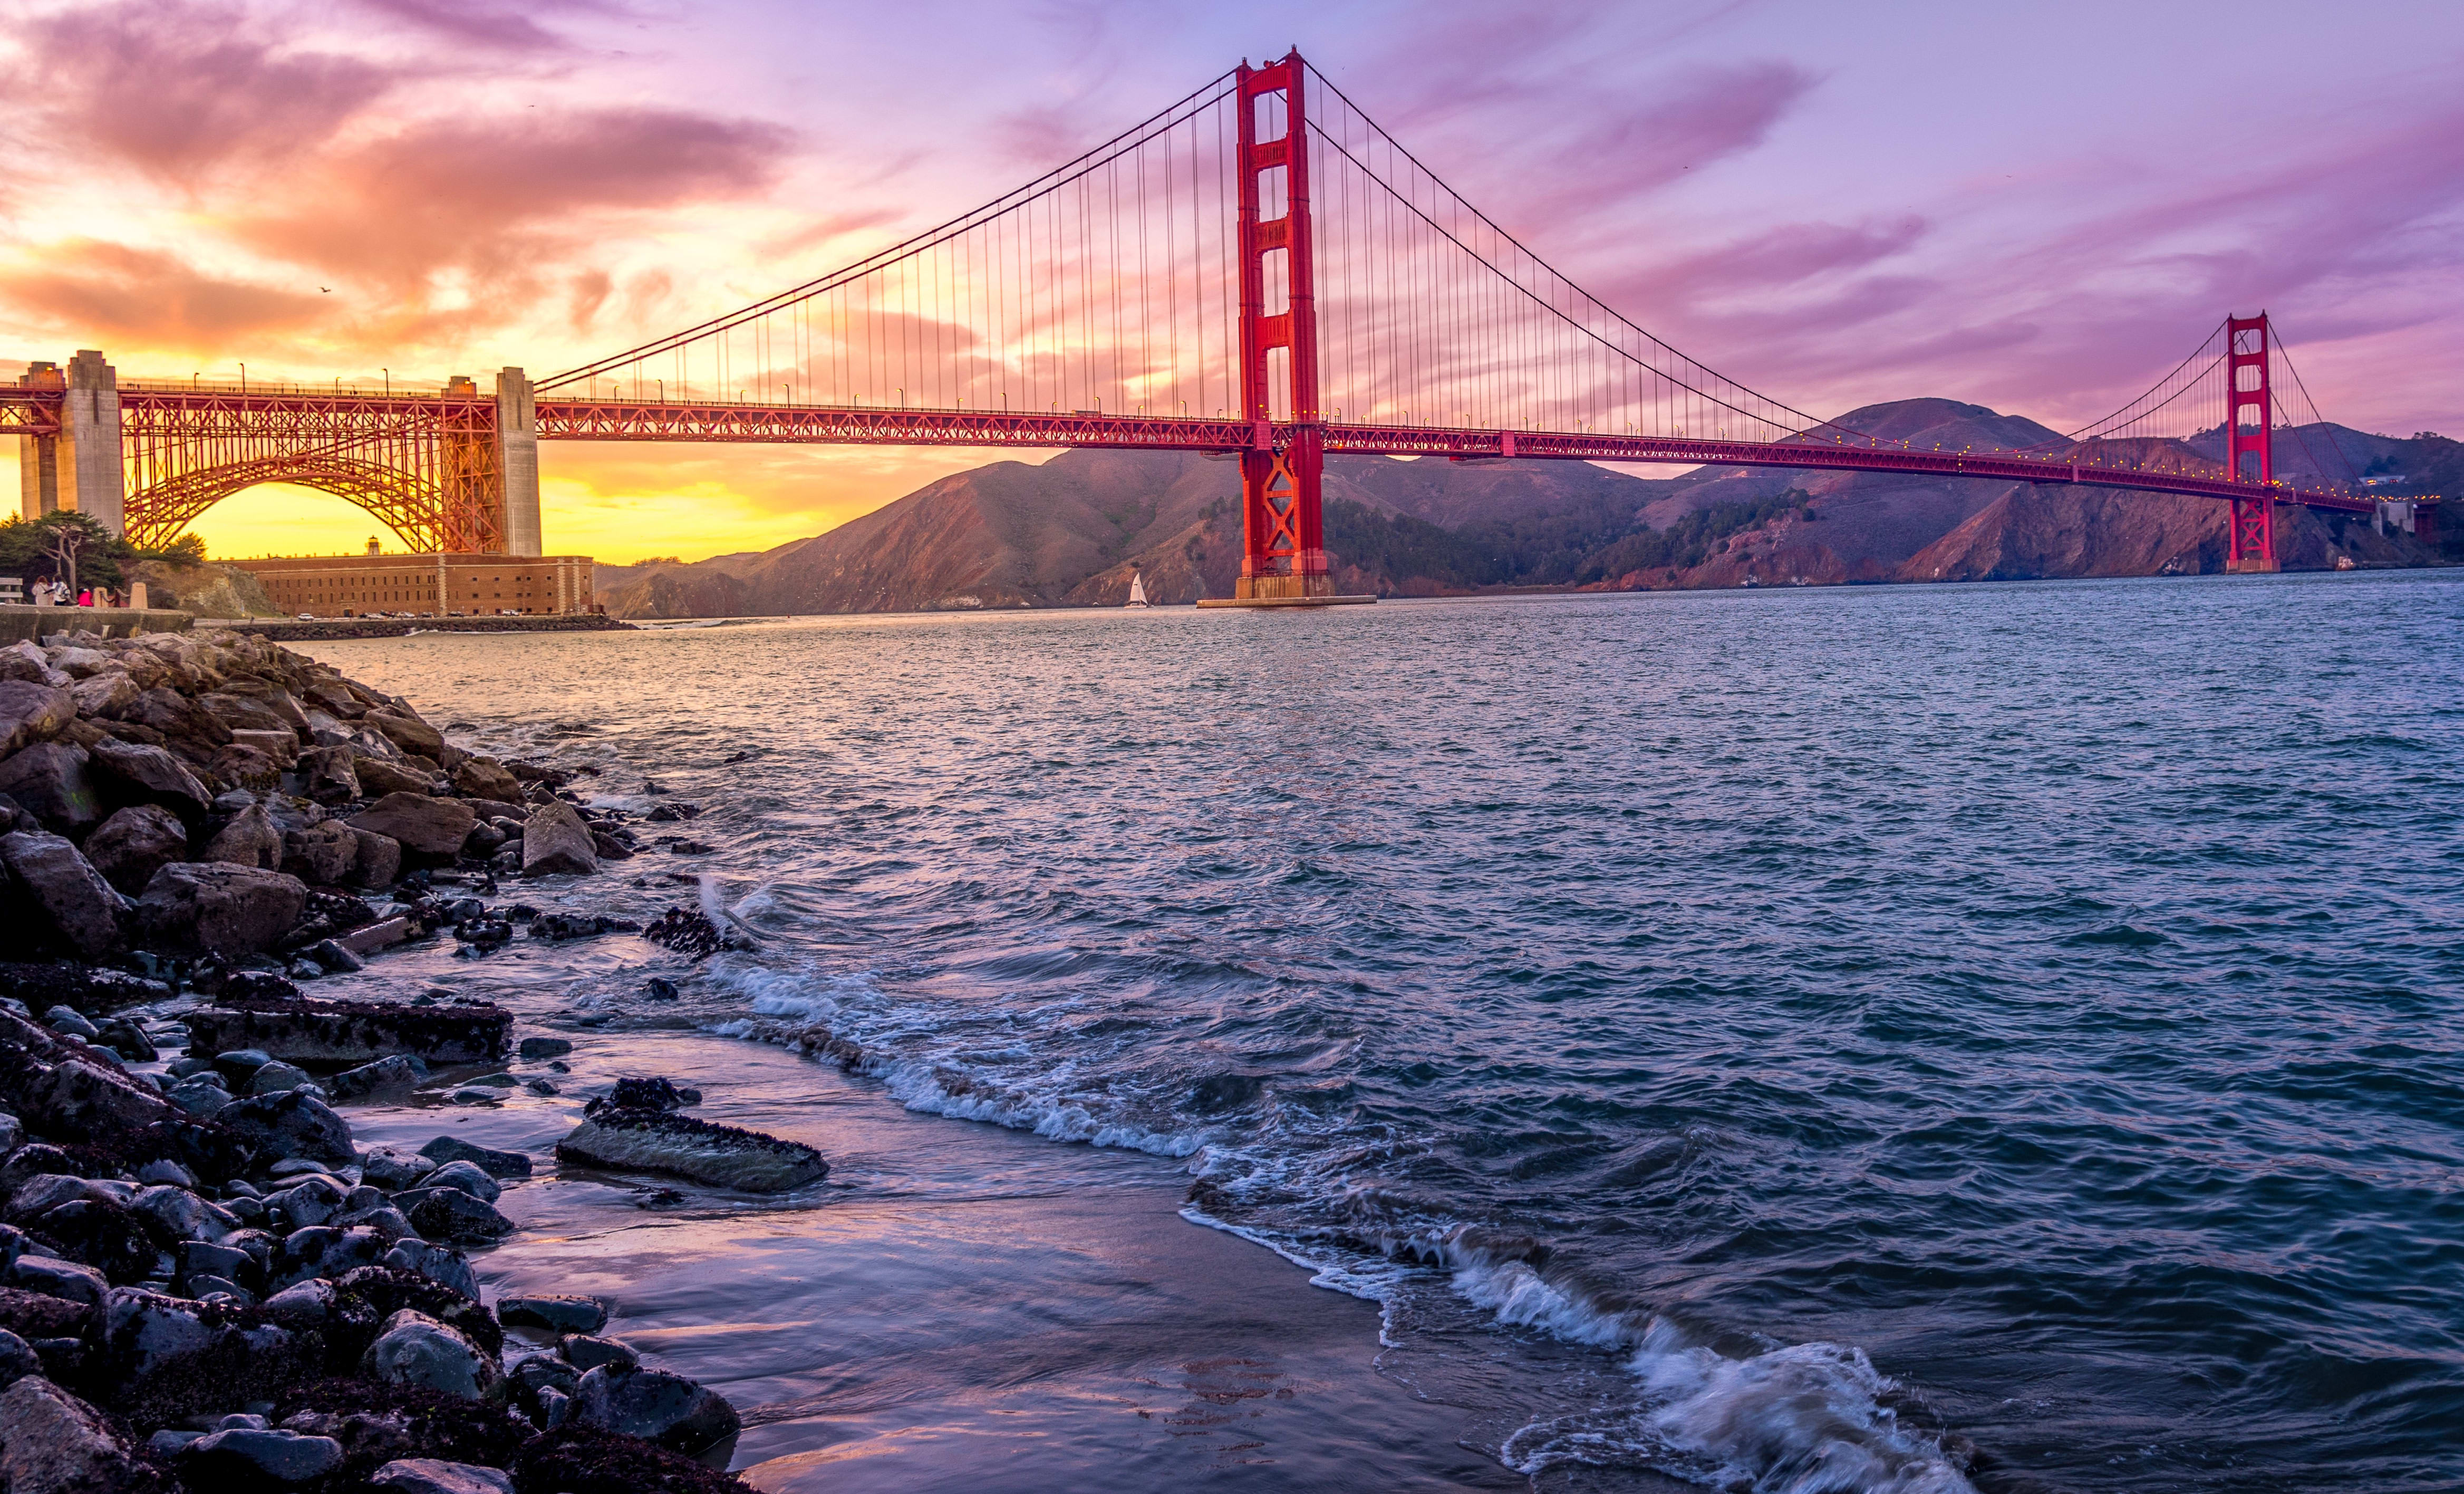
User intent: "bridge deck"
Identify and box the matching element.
[0,387,2393,516]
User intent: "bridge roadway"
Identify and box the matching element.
[0,383,2386,519]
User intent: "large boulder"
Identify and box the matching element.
[0,641,60,684]
[363,711,445,758]
[81,806,191,897]
[369,1459,516,1494]
[0,832,128,960]
[567,1362,741,1454]
[520,801,598,878]
[0,1374,168,1493]
[363,1308,503,1403]
[281,822,359,886]
[355,756,441,797]
[84,738,209,819]
[346,793,475,859]
[188,994,511,1068]
[178,1426,344,1487]
[229,728,303,767]
[0,1008,237,1180]
[210,741,285,790]
[204,803,284,869]
[64,671,136,721]
[136,861,307,956]
[449,756,522,802]
[125,686,233,761]
[0,680,74,757]
[350,828,401,889]
[301,745,361,806]
[201,691,295,736]
[94,1287,314,1425]
[554,1110,827,1193]
[0,744,100,836]
[214,1088,356,1167]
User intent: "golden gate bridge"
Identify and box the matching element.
[1,51,2418,596]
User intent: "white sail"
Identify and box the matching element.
[1126,572,1151,607]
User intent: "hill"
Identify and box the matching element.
[598,401,2448,617]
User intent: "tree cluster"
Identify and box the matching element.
[0,511,207,595]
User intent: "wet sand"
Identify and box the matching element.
[343,1028,1527,1491]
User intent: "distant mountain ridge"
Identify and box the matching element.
[599,400,2453,617]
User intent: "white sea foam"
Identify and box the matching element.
[698,957,1975,1494]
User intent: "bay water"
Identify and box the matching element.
[304,571,2464,1492]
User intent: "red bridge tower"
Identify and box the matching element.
[2225,313,2278,573]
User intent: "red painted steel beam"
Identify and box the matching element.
[84,386,2392,518]
[1320,423,2380,516]
[534,399,1257,452]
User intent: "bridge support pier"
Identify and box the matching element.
[497,367,542,557]
[17,352,123,536]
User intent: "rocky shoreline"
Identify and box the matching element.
[0,626,808,1492]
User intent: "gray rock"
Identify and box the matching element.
[568,1361,742,1454]
[279,821,360,887]
[259,1278,336,1325]
[0,1110,21,1155]
[306,937,364,972]
[135,1158,198,1189]
[363,710,446,757]
[94,1286,311,1424]
[264,1176,346,1229]
[382,1240,478,1299]
[330,1055,428,1101]
[357,1145,437,1189]
[180,1426,344,1486]
[0,1374,163,1493]
[495,1293,607,1335]
[64,670,136,720]
[135,861,308,956]
[417,1134,533,1178]
[559,1333,637,1371]
[249,1060,315,1095]
[0,744,99,836]
[517,1035,574,1059]
[300,745,361,807]
[355,755,441,797]
[519,800,598,877]
[129,1184,237,1244]
[370,1459,516,1494]
[215,1088,356,1167]
[43,1006,97,1039]
[0,680,74,757]
[85,738,210,819]
[349,827,402,889]
[422,1159,501,1203]
[555,1109,829,1194]
[363,1307,503,1402]
[6,1255,109,1308]
[403,1187,515,1244]
[0,1325,37,1388]
[0,832,128,960]
[165,1080,230,1118]
[176,1239,257,1294]
[266,1224,389,1289]
[345,793,476,860]
[204,802,284,869]
[80,806,190,897]
[213,1048,274,1081]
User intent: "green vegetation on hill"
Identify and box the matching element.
[0,512,206,593]
[1325,489,1812,590]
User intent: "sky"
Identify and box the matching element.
[3,0,2458,563]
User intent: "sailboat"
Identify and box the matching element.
[1125,570,1152,609]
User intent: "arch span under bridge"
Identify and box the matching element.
[2,51,2426,580]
